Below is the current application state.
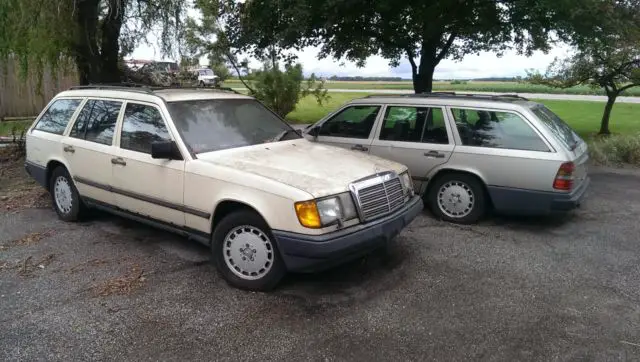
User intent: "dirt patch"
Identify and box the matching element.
[15,253,57,277]
[13,230,55,245]
[92,265,146,297]
[68,258,110,274]
[0,154,50,213]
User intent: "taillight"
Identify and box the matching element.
[553,162,575,191]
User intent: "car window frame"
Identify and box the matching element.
[372,103,453,145]
[315,103,384,141]
[117,100,180,157]
[67,97,126,147]
[445,105,555,153]
[30,97,85,136]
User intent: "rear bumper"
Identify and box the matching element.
[488,177,590,215]
[549,176,590,211]
[272,196,423,273]
[24,161,48,189]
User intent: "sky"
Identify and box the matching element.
[131,35,573,80]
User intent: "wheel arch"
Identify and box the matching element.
[45,158,72,191]
[210,199,269,238]
[424,167,493,209]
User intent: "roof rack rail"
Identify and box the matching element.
[67,83,244,95]
[361,91,529,101]
[68,83,154,94]
[150,86,242,94]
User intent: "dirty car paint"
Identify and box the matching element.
[196,139,408,198]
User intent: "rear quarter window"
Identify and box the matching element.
[33,99,82,135]
[451,108,549,152]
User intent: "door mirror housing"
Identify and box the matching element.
[151,140,183,160]
[307,126,320,138]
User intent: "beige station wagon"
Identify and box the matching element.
[24,85,422,291]
[304,93,590,224]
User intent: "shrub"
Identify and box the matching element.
[250,62,329,118]
[587,134,640,166]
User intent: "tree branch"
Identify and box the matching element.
[406,48,417,75]
[435,32,457,62]
[226,50,255,93]
[618,82,640,93]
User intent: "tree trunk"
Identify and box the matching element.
[599,92,617,135]
[74,0,101,85]
[411,42,438,94]
[99,0,126,83]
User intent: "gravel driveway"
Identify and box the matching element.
[1,166,639,361]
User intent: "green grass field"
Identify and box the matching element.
[286,92,640,138]
[0,120,32,137]
[223,79,640,97]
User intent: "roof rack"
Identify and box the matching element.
[67,83,243,95]
[68,83,154,94]
[362,92,529,101]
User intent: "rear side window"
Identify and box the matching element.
[532,105,579,150]
[33,99,82,135]
[120,103,171,154]
[380,106,448,144]
[70,99,122,145]
[451,108,549,152]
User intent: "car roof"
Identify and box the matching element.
[348,93,539,110]
[54,85,252,103]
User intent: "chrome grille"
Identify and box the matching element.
[349,172,406,222]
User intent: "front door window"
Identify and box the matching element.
[318,105,381,139]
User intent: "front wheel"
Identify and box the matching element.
[211,210,286,291]
[427,173,487,224]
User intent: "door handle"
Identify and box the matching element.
[111,157,126,166]
[63,145,75,153]
[424,151,445,158]
[351,144,369,152]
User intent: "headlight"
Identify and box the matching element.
[294,192,358,228]
[399,171,414,197]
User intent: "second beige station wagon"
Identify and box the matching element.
[304,93,590,224]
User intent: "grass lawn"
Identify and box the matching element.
[285,92,640,138]
[0,119,32,137]
[223,79,640,96]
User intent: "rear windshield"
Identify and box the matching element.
[531,105,580,150]
[167,99,297,154]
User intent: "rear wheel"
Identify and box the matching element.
[49,166,86,221]
[427,173,486,224]
[211,210,286,291]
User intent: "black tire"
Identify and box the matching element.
[199,81,205,87]
[49,166,86,222]
[427,173,487,224]
[211,210,286,291]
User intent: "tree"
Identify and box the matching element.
[184,0,329,118]
[0,0,187,85]
[207,53,232,82]
[250,53,329,118]
[528,0,640,134]
[225,0,565,93]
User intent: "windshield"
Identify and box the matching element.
[167,99,298,154]
[199,69,214,76]
[531,104,580,150]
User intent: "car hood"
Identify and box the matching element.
[196,139,407,198]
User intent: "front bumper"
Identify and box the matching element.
[272,196,423,273]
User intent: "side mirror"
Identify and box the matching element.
[151,140,183,160]
[307,126,320,138]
